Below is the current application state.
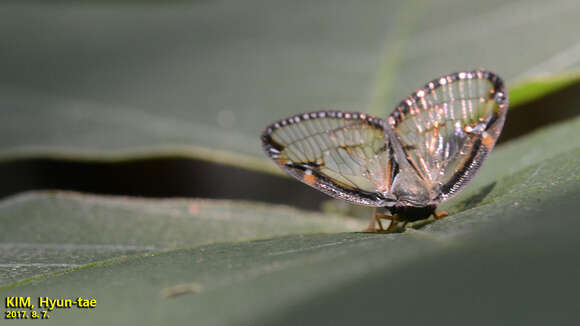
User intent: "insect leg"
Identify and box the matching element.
[433,210,448,219]
[363,209,400,233]
[363,207,380,232]
[381,216,400,232]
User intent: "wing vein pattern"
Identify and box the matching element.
[262,111,395,207]
[388,70,508,203]
[261,69,508,211]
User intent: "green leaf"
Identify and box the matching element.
[0,193,364,286]
[509,71,580,108]
[1,0,580,168]
[2,114,579,324]
[2,1,580,324]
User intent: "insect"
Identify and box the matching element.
[261,70,508,232]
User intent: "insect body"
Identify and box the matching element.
[261,70,508,232]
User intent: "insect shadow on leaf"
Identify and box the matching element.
[452,181,497,212]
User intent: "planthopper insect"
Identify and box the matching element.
[261,70,508,232]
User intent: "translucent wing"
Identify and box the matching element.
[261,111,397,207]
[387,70,508,203]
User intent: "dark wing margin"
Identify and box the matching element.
[387,70,508,203]
[261,110,396,207]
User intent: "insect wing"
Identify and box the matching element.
[388,70,508,202]
[261,111,396,206]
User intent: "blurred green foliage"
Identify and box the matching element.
[1,0,579,163]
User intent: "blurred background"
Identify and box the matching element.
[1,2,580,325]
[0,0,579,207]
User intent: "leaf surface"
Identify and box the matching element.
[0,194,364,286]
[2,116,579,325]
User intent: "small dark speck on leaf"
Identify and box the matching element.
[162,282,203,298]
